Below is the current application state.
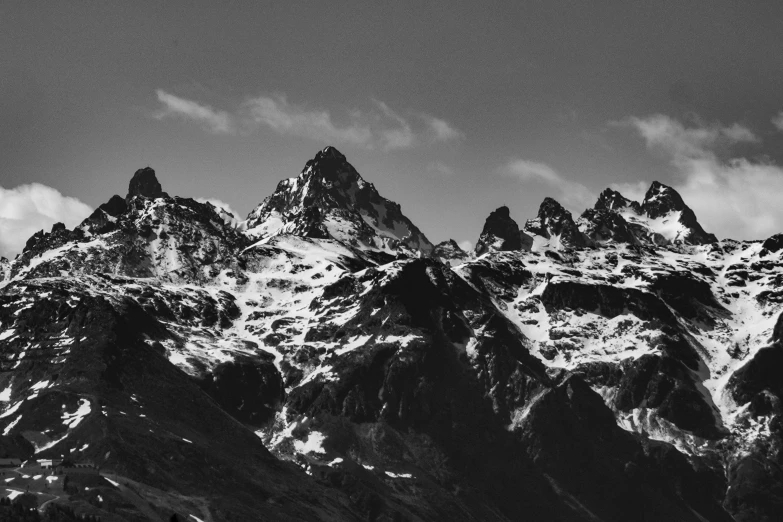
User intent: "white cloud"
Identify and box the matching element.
[423,115,464,143]
[426,161,455,176]
[194,198,241,220]
[245,94,373,147]
[373,100,415,150]
[153,90,462,151]
[772,111,783,131]
[154,90,235,134]
[608,180,649,203]
[625,114,757,159]
[628,114,783,240]
[0,183,93,259]
[501,158,595,211]
[457,239,473,252]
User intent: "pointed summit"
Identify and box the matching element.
[433,239,470,266]
[639,181,716,244]
[316,145,345,160]
[245,147,433,254]
[524,198,589,247]
[641,181,686,218]
[594,188,642,213]
[474,206,532,256]
[584,181,716,245]
[127,167,169,202]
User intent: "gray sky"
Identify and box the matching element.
[3,1,783,256]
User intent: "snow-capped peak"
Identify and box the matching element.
[524,197,590,248]
[582,182,716,246]
[244,146,434,255]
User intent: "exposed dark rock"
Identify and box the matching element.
[433,239,470,265]
[474,206,531,255]
[580,208,638,243]
[641,181,717,245]
[525,197,590,247]
[594,188,642,213]
[615,354,721,438]
[127,167,169,201]
[99,194,128,216]
[199,356,285,427]
[761,233,783,255]
[541,281,677,324]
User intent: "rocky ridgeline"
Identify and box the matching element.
[0,146,781,521]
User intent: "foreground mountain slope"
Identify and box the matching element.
[0,148,778,520]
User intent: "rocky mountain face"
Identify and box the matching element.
[474,206,533,256]
[0,147,780,521]
[245,146,434,256]
[524,197,590,248]
[583,183,717,246]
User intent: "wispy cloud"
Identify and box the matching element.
[501,158,595,211]
[772,111,783,131]
[153,90,462,151]
[244,94,373,147]
[0,183,93,258]
[372,100,415,150]
[626,113,782,240]
[426,160,455,176]
[457,239,473,252]
[194,198,241,220]
[423,115,464,143]
[622,114,757,159]
[154,90,235,134]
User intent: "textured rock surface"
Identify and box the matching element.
[474,206,532,255]
[245,146,433,254]
[127,167,169,201]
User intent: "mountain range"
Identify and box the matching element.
[0,146,781,521]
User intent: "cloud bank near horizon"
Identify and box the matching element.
[0,183,93,259]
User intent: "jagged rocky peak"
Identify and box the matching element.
[127,166,169,201]
[583,182,716,246]
[245,146,434,254]
[433,239,470,266]
[641,181,688,218]
[594,188,642,213]
[640,181,716,243]
[578,208,638,244]
[99,194,128,216]
[474,206,532,255]
[525,197,589,247]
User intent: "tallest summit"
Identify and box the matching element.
[245,146,434,254]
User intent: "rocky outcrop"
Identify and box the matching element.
[641,181,717,244]
[594,188,642,213]
[474,206,532,255]
[433,239,470,266]
[524,197,590,247]
[127,167,169,201]
[579,208,638,244]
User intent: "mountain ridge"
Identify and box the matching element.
[0,147,780,521]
